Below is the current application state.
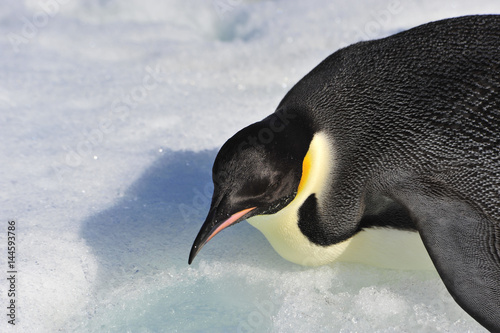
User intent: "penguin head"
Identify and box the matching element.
[188,111,313,264]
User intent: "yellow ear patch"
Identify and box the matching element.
[296,149,312,196]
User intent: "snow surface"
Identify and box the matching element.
[1,0,498,332]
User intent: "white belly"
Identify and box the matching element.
[248,213,434,270]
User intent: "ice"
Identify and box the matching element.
[1,0,497,331]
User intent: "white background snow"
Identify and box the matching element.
[1,0,498,332]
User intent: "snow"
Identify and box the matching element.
[1,0,498,331]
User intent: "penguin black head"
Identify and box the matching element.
[188,110,313,264]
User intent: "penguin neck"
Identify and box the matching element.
[248,132,341,266]
[247,132,434,270]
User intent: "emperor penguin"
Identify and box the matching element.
[188,15,500,332]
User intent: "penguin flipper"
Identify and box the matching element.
[395,189,500,332]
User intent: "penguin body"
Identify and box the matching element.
[189,15,500,331]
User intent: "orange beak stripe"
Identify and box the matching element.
[206,207,256,243]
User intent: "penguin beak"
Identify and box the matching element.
[188,206,256,264]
